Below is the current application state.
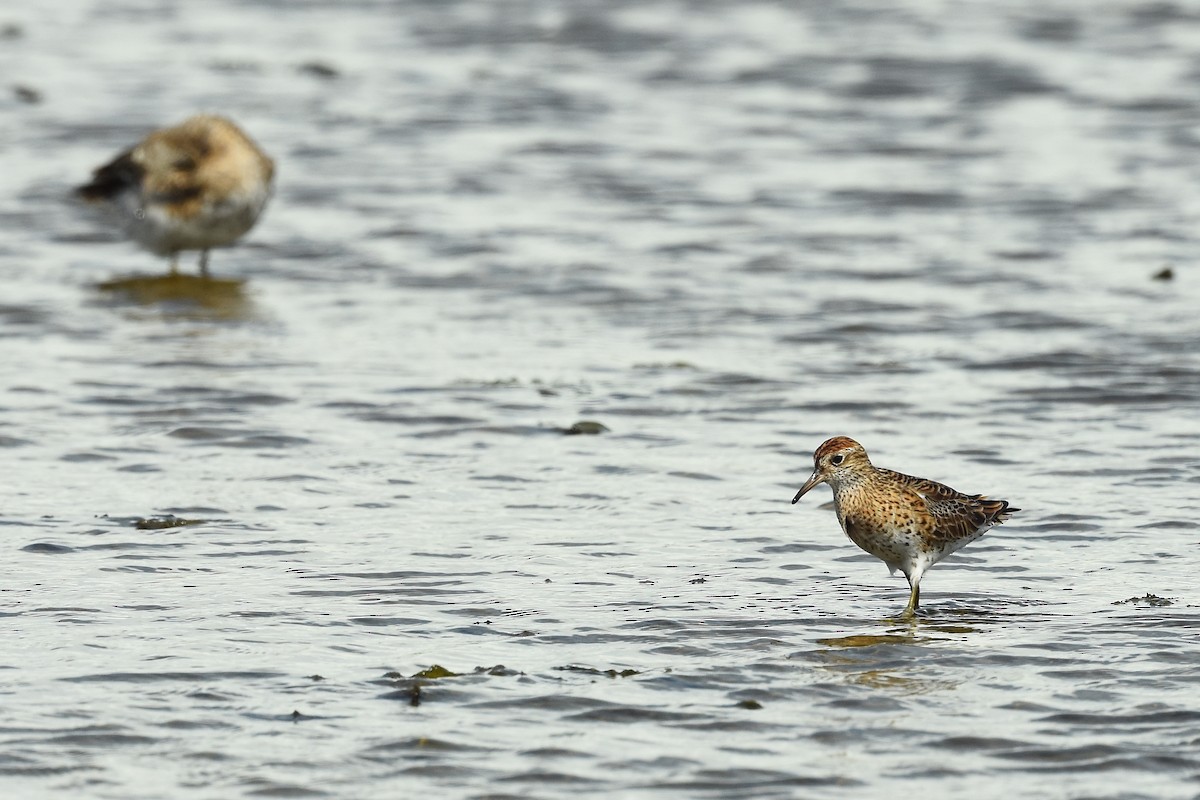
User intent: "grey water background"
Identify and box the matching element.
[2,0,1200,797]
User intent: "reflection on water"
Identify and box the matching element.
[815,622,973,694]
[818,633,922,649]
[95,273,253,320]
[845,669,959,695]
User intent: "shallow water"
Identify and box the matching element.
[2,0,1200,797]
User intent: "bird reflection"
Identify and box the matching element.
[95,272,253,320]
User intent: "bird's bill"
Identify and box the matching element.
[791,470,825,504]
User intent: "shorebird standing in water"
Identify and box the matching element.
[77,114,274,277]
[791,436,1018,615]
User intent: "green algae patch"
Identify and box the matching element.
[412,664,459,679]
[563,421,609,435]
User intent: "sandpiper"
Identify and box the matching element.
[791,436,1018,614]
[77,114,274,277]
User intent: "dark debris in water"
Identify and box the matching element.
[380,664,524,707]
[633,361,698,370]
[1152,266,1174,281]
[1112,593,1174,607]
[134,515,207,531]
[476,664,522,676]
[381,675,430,707]
[297,61,340,79]
[554,665,640,678]
[737,700,763,710]
[562,420,609,435]
[384,664,519,682]
[13,84,41,104]
[289,710,323,722]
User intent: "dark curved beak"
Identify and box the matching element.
[791,470,825,504]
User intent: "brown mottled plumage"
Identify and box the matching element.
[792,436,1018,614]
[77,114,274,277]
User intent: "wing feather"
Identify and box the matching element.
[880,468,1018,547]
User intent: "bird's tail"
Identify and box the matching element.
[983,498,1019,524]
[77,151,142,201]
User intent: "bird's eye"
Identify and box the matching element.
[830,454,845,466]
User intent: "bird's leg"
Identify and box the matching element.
[199,250,211,279]
[903,576,920,615]
[169,254,180,275]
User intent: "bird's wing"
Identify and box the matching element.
[882,469,1016,546]
[926,496,1011,546]
[880,469,962,501]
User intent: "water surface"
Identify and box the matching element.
[2,1,1199,798]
